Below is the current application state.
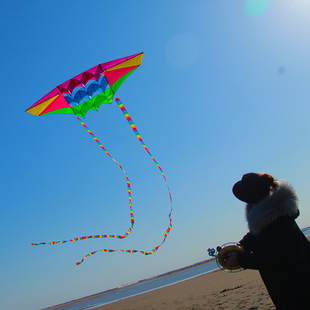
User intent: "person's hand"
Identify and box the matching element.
[224,251,238,266]
[238,232,254,251]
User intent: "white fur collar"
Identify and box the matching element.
[245,181,299,235]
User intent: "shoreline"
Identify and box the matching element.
[44,258,216,310]
[93,235,310,310]
[93,268,276,310]
[46,232,310,310]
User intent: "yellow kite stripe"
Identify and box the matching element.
[26,95,60,116]
[106,53,143,71]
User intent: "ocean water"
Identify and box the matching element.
[301,225,310,236]
[45,259,218,310]
[46,226,310,310]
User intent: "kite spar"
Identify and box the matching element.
[26,53,173,265]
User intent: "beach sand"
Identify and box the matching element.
[94,268,275,310]
[94,235,310,310]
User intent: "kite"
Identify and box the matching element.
[26,53,172,265]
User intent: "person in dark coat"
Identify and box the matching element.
[225,173,310,310]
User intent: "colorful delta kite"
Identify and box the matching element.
[26,53,144,118]
[26,53,173,265]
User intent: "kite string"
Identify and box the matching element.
[30,117,134,246]
[76,98,172,265]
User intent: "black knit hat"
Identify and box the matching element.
[232,173,275,204]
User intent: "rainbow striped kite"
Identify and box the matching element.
[26,53,173,265]
[26,53,144,118]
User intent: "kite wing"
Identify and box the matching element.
[25,52,143,118]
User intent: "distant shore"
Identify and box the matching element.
[44,259,216,310]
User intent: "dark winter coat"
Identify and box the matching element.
[236,181,310,310]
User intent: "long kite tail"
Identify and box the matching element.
[75,98,172,265]
[31,117,134,247]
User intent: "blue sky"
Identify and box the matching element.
[1,1,310,309]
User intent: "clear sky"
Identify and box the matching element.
[1,1,310,309]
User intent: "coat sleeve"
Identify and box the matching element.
[237,218,295,270]
[238,232,255,251]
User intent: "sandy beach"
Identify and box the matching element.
[46,235,309,310]
[94,268,274,310]
[92,235,310,310]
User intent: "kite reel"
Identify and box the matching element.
[208,242,244,272]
